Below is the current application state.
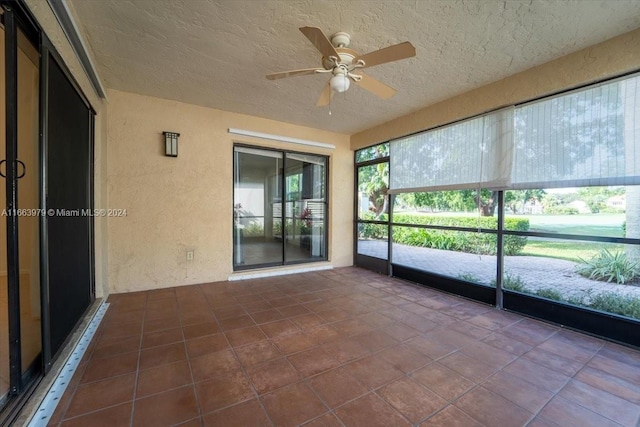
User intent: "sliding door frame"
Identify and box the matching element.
[39,34,96,370]
[0,1,96,421]
[233,143,329,271]
[1,0,44,419]
[4,4,23,397]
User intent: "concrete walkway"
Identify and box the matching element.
[358,240,640,303]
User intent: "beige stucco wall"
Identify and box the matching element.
[352,27,640,150]
[106,89,352,293]
[23,0,110,298]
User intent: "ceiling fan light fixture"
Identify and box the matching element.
[330,73,350,93]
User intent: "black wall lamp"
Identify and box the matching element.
[163,131,180,157]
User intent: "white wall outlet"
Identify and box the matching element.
[186,251,194,261]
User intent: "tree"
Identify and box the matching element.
[471,190,499,216]
[504,189,546,214]
[400,191,472,212]
[356,143,389,163]
[358,162,389,218]
[577,187,624,213]
[397,189,502,216]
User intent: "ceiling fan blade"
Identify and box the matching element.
[354,72,396,99]
[266,68,321,80]
[355,41,416,68]
[316,82,333,107]
[299,26,339,59]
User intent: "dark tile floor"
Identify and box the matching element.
[49,267,640,426]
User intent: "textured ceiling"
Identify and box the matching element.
[68,0,640,135]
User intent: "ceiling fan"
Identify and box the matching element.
[266,27,416,106]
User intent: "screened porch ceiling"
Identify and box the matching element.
[67,0,640,135]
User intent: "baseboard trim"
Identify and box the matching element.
[229,263,333,281]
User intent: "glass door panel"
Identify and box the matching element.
[285,153,326,263]
[17,27,41,375]
[356,162,389,260]
[233,147,283,267]
[0,21,9,402]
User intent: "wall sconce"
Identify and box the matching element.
[163,131,180,157]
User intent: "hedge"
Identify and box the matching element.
[360,213,529,256]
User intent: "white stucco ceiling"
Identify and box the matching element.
[68,0,640,135]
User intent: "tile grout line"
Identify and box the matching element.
[128,293,149,426]
[259,284,349,426]
[500,326,596,424]
[230,292,278,427]
[417,321,607,426]
[536,339,633,427]
[26,301,110,427]
[205,287,277,426]
[177,289,205,425]
[430,323,557,427]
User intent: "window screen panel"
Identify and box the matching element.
[511,75,640,189]
[389,108,514,194]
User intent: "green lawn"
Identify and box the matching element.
[525,214,625,238]
[520,214,625,262]
[520,240,622,262]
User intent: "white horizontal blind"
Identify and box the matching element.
[389,108,514,194]
[511,75,640,189]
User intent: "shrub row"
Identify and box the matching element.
[360,213,530,256]
[521,284,640,321]
[460,271,640,320]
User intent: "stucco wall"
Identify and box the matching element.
[351,28,640,150]
[106,89,352,293]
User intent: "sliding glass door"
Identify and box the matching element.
[284,153,326,263]
[0,11,8,403]
[0,3,96,420]
[16,22,41,387]
[1,4,42,408]
[233,146,328,270]
[233,147,284,267]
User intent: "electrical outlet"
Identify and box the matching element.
[186,251,194,261]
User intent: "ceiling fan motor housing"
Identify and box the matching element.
[331,32,351,48]
[322,47,358,69]
[320,32,356,69]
